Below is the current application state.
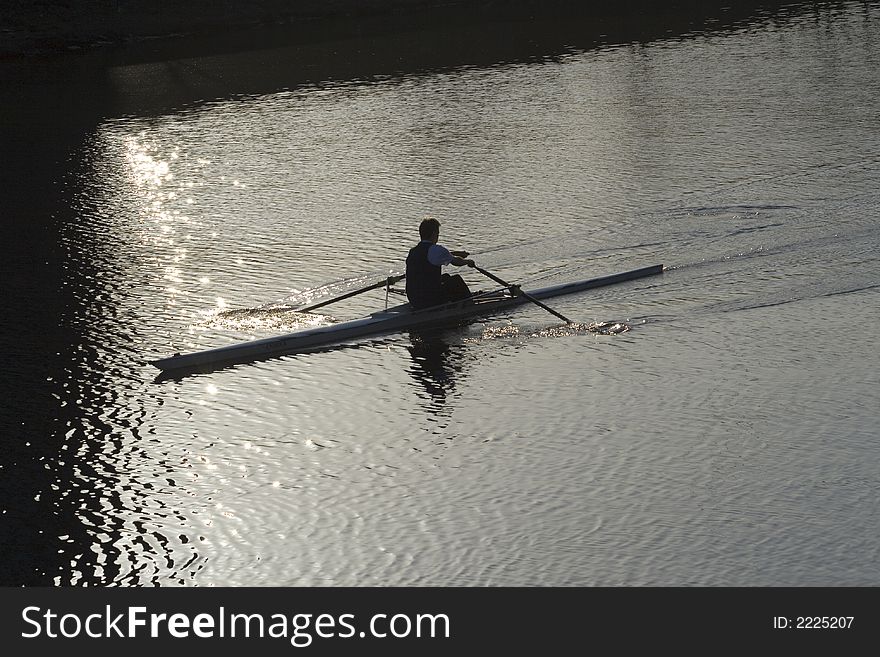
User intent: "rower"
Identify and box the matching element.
[405,218,475,309]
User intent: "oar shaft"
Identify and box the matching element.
[298,274,404,313]
[473,266,572,324]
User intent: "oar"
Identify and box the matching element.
[297,274,405,313]
[473,265,573,324]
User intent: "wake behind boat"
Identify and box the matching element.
[151,264,664,374]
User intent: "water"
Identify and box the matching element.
[2,1,879,586]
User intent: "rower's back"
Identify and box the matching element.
[405,241,442,309]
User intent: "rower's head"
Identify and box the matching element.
[419,218,441,244]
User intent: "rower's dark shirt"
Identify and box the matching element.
[406,241,442,309]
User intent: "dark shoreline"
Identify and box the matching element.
[0,0,449,58]
[1,0,799,63]
[4,0,584,59]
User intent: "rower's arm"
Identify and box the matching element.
[449,249,473,266]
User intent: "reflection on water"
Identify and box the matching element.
[406,331,463,411]
[3,1,880,586]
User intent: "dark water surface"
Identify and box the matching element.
[2,2,879,585]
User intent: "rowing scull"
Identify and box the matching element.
[151,263,663,373]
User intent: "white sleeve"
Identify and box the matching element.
[427,244,454,267]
